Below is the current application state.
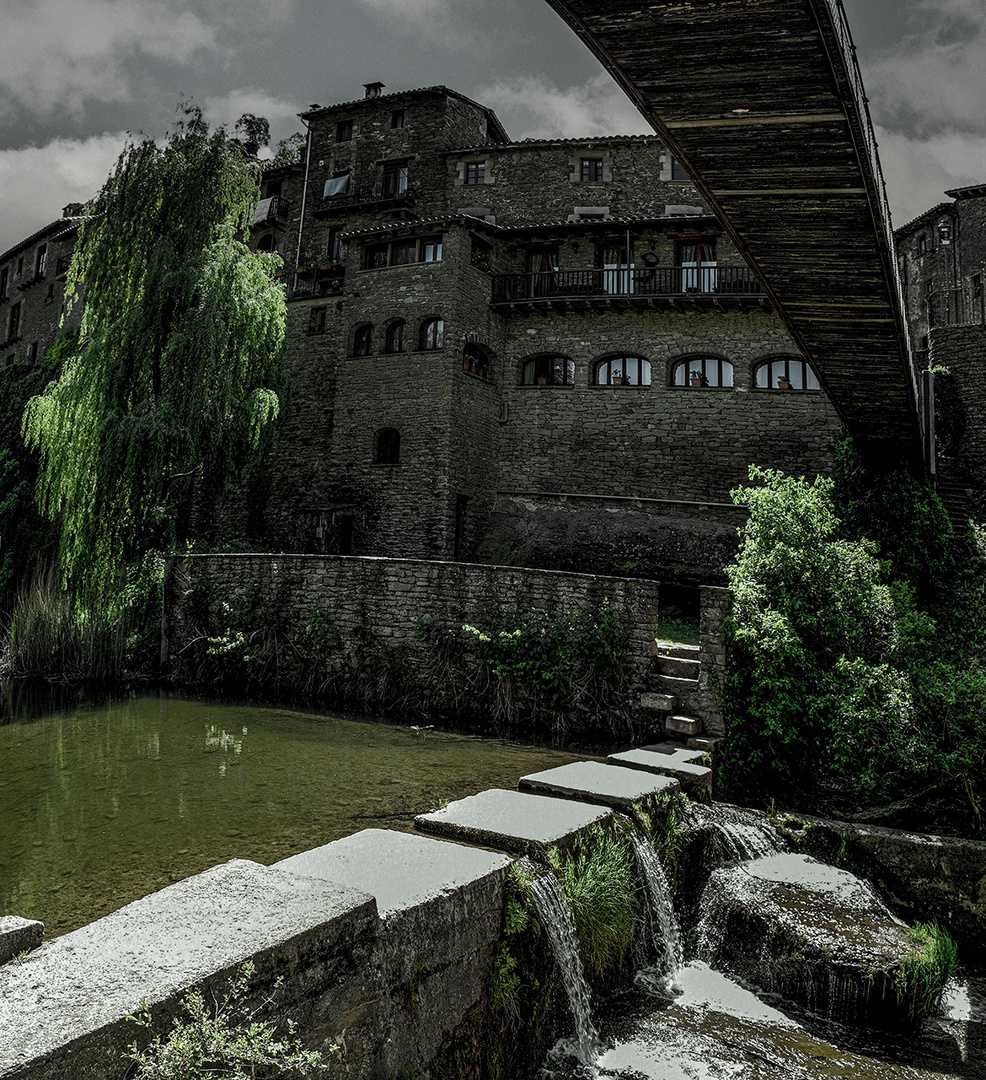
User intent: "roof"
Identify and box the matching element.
[448,134,664,157]
[300,85,510,145]
[945,183,986,201]
[894,202,954,238]
[0,217,85,266]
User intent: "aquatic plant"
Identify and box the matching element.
[896,923,959,1024]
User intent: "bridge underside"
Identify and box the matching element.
[544,0,921,461]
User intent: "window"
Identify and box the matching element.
[376,428,401,464]
[673,357,733,388]
[46,283,55,303]
[353,324,373,356]
[384,320,406,353]
[327,227,344,263]
[595,356,651,386]
[6,302,21,343]
[677,238,717,291]
[28,341,38,365]
[917,234,929,255]
[15,257,23,278]
[308,307,327,335]
[463,342,492,379]
[671,159,689,181]
[364,235,442,269]
[755,357,819,390]
[470,236,492,273]
[381,161,408,198]
[581,158,603,182]
[465,161,486,186]
[391,110,405,129]
[419,318,444,350]
[0,267,7,297]
[521,354,575,386]
[335,120,353,142]
[924,279,935,303]
[974,273,983,300]
[35,245,47,277]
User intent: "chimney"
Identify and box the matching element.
[62,202,84,217]
[364,82,385,99]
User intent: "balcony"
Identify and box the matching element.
[314,179,414,216]
[253,195,291,226]
[281,263,346,301]
[490,265,768,313]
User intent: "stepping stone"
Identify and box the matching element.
[666,714,702,736]
[607,747,713,796]
[415,788,611,856]
[518,760,680,810]
[0,917,43,967]
[640,742,709,763]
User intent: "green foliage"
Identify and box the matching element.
[832,438,953,599]
[266,133,306,169]
[895,924,958,1025]
[23,104,286,594]
[126,962,331,1078]
[548,826,638,987]
[656,616,699,646]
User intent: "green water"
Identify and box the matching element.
[0,690,586,937]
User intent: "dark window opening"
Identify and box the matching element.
[673,357,733,388]
[308,307,327,335]
[465,161,486,185]
[256,233,276,252]
[338,515,354,556]
[384,320,406,353]
[7,302,21,342]
[463,341,493,380]
[917,234,929,254]
[364,235,442,269]
[419,318,444,351]
[595,355,651,386]
[391,110,406,129]
[581,158,603,182]
[35,245,47,277]
[327,227,344,263]
[671,159,689,181]
[0,267,7,296]
[353,324,373,356]
[677,237,717,291]
[28,341,38,365]
[755,358,819,390]
[382,161,409,198]
[376,427,401,464]
[335,120,353,142]
[522,354,575,386]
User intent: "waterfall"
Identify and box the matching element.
[526,869,599,1064]
[630,832,683,990]
[707,806,786,865]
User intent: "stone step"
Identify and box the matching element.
[654,641,700,660]
[639,741,710,764]
[654,654,700,680]
[518,760,680,811]
[688,735,722,753]
[666,714,702,737]
[639,691,677,712]
[650,673,701,694]
[607,747,712,797]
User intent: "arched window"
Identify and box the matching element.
[384,320,405,354]
[419,317,444,350]
[755,357,819,390]
[255,234,276,252]
[353,324,373,356]
[672,356,733,388]
[463,342,493,380]
[521,354,575,386]
[595,355,651,386]
[375,428,400,464]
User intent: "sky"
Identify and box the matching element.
[1,0,984,255]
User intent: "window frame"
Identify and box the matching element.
[335,119,353,143]
[391,109,406,130]
[580,158,604,183]
[419,317,444,351]
[595,355,651,387]
[381,160,409,198]
[308,307,327,335]
[375,427,401,465]
[465,161,486,186]
[352,323,373,356]
[521,354,576,387]
[384,320,406,354]
[672,356,733,388]
[363,235,443,270]
[754,357,820,391]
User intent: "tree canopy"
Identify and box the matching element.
[23,107,286,591]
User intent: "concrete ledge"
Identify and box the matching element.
[608,748,713,796]
[518,760,680,810]
[415,788,612,855]
[0,859,377,1080]
[0,918,43,967]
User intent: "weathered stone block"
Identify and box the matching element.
[0,918,43,967]
[519,760,680,810]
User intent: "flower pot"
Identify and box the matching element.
[690,377,702,387]
[778,378,791,390]
[537,377,548,386]
[613,376,627,386]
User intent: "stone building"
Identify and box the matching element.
[895,186,986,523]
[240,82,843,579]
[1,84,849,580]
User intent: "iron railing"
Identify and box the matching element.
[317,180,414,213]
[491,265,763,303]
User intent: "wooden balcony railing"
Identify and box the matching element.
[491,265,763,303]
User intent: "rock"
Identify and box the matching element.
[0,917,43,966]
[697,853,952,1029]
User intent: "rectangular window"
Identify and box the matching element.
[391,110,405,129]
[308,307,327,335]
[35,244,47,277]
[7,302,21,342]
[335,119,353,142]
[465,161,486,186]
[15,256,24,278]
[364,235,443,269]
[671,159,689,181]
[28,341,38,364]
[581,158,603,182]
[0,266,7,296]
[917,234,929,254]
[327,227,344,263]
[925,280,935,299]
[381,161,409,198]
[973,273,983,300]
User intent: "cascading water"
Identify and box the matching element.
[526,868,600,1065]
[629,832,683,990]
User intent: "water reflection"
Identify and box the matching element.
[0,688,584,937]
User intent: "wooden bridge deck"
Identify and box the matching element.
[543,0,921,460]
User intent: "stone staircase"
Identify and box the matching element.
[640,641,718,752]
[936,460,977,533]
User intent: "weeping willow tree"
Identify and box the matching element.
[23,107,286,594]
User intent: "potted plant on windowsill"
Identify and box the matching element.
[690,370,704,387]
[777,376,791,390]
[537,376,548,386]
[612,370,627,386]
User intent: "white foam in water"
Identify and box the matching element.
[631,832,683,989]
[674,960,799,1028]
[944,979,973,1021]
[596,1040,724,1079]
